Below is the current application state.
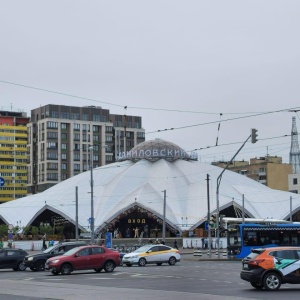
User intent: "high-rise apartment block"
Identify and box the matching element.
[27,105,145,194]
[0,111,29,203]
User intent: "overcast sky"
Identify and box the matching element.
[1,1,300,164]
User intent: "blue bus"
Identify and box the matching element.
[227,223,300,259]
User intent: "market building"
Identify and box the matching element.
[0,138,300,239]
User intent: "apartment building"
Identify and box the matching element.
[212,155,292,191]
[27,105,145,194]
[0,111,29,203]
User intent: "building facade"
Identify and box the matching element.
[212,155,293,191]
[27,105,145,194]
[0,111,29,203]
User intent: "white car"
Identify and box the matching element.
[122,244,180,267]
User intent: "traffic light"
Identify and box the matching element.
[219,214,225,230]
[209,213,218,228]
[251,128,258,143]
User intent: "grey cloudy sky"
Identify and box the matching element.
[1,1,300,164]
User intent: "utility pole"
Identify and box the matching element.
[216,131,255,258]
[206,174,211,258]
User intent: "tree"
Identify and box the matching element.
[0,225,8,238]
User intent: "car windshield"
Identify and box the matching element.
[132,245,153,253]
[63,247,80,256]
[43,245,58,254]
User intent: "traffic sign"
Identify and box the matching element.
[0,177,5,187]
[204,221,209,230]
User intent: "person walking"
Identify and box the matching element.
[174,239,178,249]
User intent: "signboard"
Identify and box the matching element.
[204,222,209,231]
[0,177,5,187]
[105,232,112,248]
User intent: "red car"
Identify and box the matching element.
[45,245,120,275]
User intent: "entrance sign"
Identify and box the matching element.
[105,232,112,248]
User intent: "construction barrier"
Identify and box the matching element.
[193,250,202,257]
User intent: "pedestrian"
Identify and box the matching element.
[41,235,47,250]
[174,239,178,249]
[148,239,153,244]
[133,227,139,238]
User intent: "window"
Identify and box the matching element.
[93,115,100,122]
[47,121,58,128]
[61,153,67,160]
[61,163,67,170]
[61,143,67,150]
[73,133,80,141]
[93,125,100,132]
[47,152,58,159]
[106,126,113,132]
[61,112,69,119]
[74,144,80,151]
[47,163,58,170]
[82,124,90,131]
[74,164,80,171]
[71,113,80,120]
[106,136,113,142]
[61,123,67,130]
[78,248,89,256]
[137,131,145,138]
[47,132,58,139]
[92,247,105,254]
[82,114,89,121]
[73,123,80,130]
[74,153,80,161]
[293,178,298,185]
[47,142,57,149]
[47,173,58,180]
[61,133,67,140]
[93,135,99,142]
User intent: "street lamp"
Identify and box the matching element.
[89,145,95,244]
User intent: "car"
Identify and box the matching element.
[0,248,29,271]
[45,245,121,275]
[122,244,180,267]
[240,246,300,291]
[24,241,87,271]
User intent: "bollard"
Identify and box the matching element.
[223,250,228,258]
[31,241,34,251]
[215,250,218,256]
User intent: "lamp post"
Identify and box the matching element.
[216,134,251,258]
[89,145,95,244]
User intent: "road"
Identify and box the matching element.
[1,257,300,300]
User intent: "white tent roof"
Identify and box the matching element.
[1,139,300,232]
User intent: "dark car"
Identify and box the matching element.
[24,241,87,271]
[240,246,300,291]
[0,248,29,271]
[45,245,121,275]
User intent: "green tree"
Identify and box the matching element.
[39,225,53,236]
[30,226,39,239]
[0,225,8,238]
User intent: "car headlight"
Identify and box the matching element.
[27,257,33,261]
[50,259,60,264]
[130,255,139,259]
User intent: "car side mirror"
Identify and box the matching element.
[75,253,80,258]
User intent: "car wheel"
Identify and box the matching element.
[250,282,263,290]
[156,263,162,266]
[263,272,281,291]
[168,256,176,266]
[138,258,147,267]
[94,268,102,273]
[104,261,115,273]
[35,260,46,271]
[126,264,132,267]
[60,263,72,275]
[18,262,27,271]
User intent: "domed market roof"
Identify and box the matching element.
[0,139,299,234]
[117,138,198,162]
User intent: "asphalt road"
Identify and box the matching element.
[1,257,300,300]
